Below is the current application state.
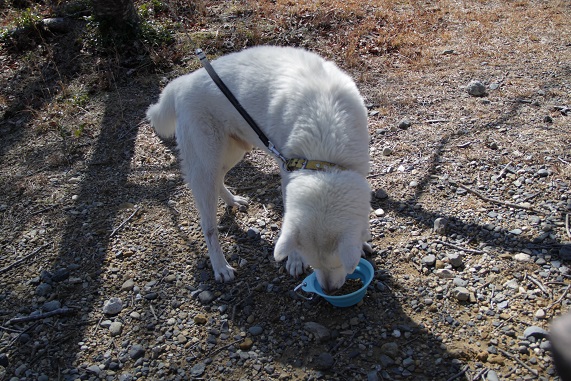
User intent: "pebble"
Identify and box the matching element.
[374,208,385,217]
[486,370,500,381]
[190,362,206,377]
[42,300,61,312]
[248,326,263,336]
[380,342,399,359]
[303,322,331,342]
[559,244,571,261]
[240,338,254,350]
[314,352,334,370]
[86,365,101,375]
[523,326,549,339]
[421,254,436,267]
[382,147,393,156]
[128,344,145,360]
[198,291,215,304]
[447,252,463,268]
[452,287,470,301]
[514,253,531,262]
[35,283,52,297]
[194,314,208,324]
[109,322,123,336]
[433,217,447,234]
[398,118,412,129]
[374,189,388,199]
[434,269,455,279]
[535,309,546,319]
[466,80,486,96]
[102,297,123,315]
[121,279,135,291]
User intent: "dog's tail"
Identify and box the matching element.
[146,85,176,138]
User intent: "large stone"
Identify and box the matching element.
[303,322,331,343]
[551,312,571,380]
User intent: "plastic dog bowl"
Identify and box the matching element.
[294,258,374,307]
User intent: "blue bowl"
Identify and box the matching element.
[295,258,374,307]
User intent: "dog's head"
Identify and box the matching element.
[274,170,371,292]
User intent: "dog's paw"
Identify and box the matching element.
[227,195,249,209]
[285,255,306,277]
[213,264,236,283]
[362,242,374,256]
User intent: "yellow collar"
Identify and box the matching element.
[285,158,344,172]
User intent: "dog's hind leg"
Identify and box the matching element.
[178,126,236,282]
[219,135,251,208]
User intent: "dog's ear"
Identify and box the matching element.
[338,234,362,274]
[274,223,299,262]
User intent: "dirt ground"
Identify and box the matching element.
[1,1,570,380]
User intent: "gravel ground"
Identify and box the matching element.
[1,1,570,380]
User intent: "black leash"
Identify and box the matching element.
[195,49,288,167]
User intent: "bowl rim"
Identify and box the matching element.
[298,258,374,302]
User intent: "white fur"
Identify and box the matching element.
[147,46,371,291]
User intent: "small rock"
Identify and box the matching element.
[435,269,455,279]
[121,279,135,291]
[190,362,206,377]
[523,326,549,339]
[409,180,418,187]
[433,217,447,234]
[249,326,263,336]
[374,189,388,199]
[36,283,52,297]
[421,255,436,267]
[374,208,385,217]
[314,352,334,370]
[380,342,399,359]
[452,287,470,302]
[86,365,101,375]
[509,228,523,235]
[514,253,531,262]
[42,300,61,312]
[543,115,553,123]
[198,291,215,304]
[536,168,549,178]
[486,370,500,381]
[247,227,260,239]
[194,314,208,324]
[240,337,254,350]
[382,147,393,156]
[103,298,123,315]
[535,309,546,319]
[304,322,331,343]
[128,344,145,360]
[467,80,486,97]
[398,118,412,129]
[447,252,463,268]
[367,370,380,381]
[559,244,571,261]
[0,353,9,367]
[51,268,70,282]
[109,322,123,336]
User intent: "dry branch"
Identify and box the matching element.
[433,239,485,254]
[7,307,75,325]
[440,177,546,215]
[0,242,52,275]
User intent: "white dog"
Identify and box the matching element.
[147,46,371,292]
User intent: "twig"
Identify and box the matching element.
[446,364,470,381]
[547,284,571,311]
[426,119,449,124]
[204,338,243,358]
[472,368,489,381]
[457,141,474,148]
[110,206,141,237]
[566,213,570,239]
[526,273,550,297]
[441,177,546,215]
[498,161,513,179]
[497,348,539,377]
[433,240,485,255]
[7,308,75,325]
[0,242,52,275]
